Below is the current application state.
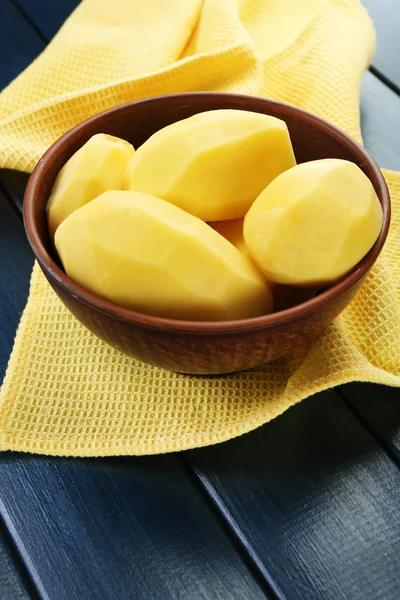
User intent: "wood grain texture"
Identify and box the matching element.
[361,70,400,170]
[0,190,33,381]
[362,0,400,91]
[0,455,267,600]
[0,1,43,91]
[0,529,29,600]
[0,2,44,214]
[186,391,400,600]
[341,384,400,462]
[0,193,33,600]
[0,171,29,217]
[11,0,79,42]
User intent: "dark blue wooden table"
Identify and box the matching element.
[1,1,400,598]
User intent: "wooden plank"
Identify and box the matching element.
[362,0,400,91]
[361,70,400,169]
[0,455,268,600]
[0,529,30,600]
[0,172,29,217]
[0,3,44,213]
[186,391,400,600]
[0,2,43,91]
[12,0,79,42]
[0,195,34,600]
[0,190,33,380]
[341,384,400,462]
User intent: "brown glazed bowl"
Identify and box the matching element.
[24,93,390,375]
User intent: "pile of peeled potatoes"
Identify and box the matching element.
[47,109,383,321]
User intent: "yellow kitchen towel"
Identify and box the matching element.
[0,0,399,456]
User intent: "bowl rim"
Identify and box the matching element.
[24,92,391,334]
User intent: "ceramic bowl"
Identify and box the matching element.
[24,93,390,374]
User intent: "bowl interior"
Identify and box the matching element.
[25,93,390,329]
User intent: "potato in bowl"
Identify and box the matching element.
[23,93,390,374]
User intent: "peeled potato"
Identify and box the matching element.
[47,133,134,238]
[125,109,296,221]
[210,218,248,255]
[244,159,383,286]
[55,190,273,321]
[211,218,316,310]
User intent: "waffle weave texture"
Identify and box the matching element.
[0,0,399,456]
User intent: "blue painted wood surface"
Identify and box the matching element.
[342,384,400,462]
[0,0,46,209]
[0,529,29,600]
[11,0,79,42]
[0,455,268,600]
[0,1,43,87]
[361,70,400,169]
[362,0,400,91]
[187,392,400,600]
[0,1,400,599]
[0,191,33,380]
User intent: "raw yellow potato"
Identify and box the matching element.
[47,133,134,238]
[211,218,316,311]
[210,218,248,255]
[125,109,296,221]
[244,159,383,286]
[55,190,273,321]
